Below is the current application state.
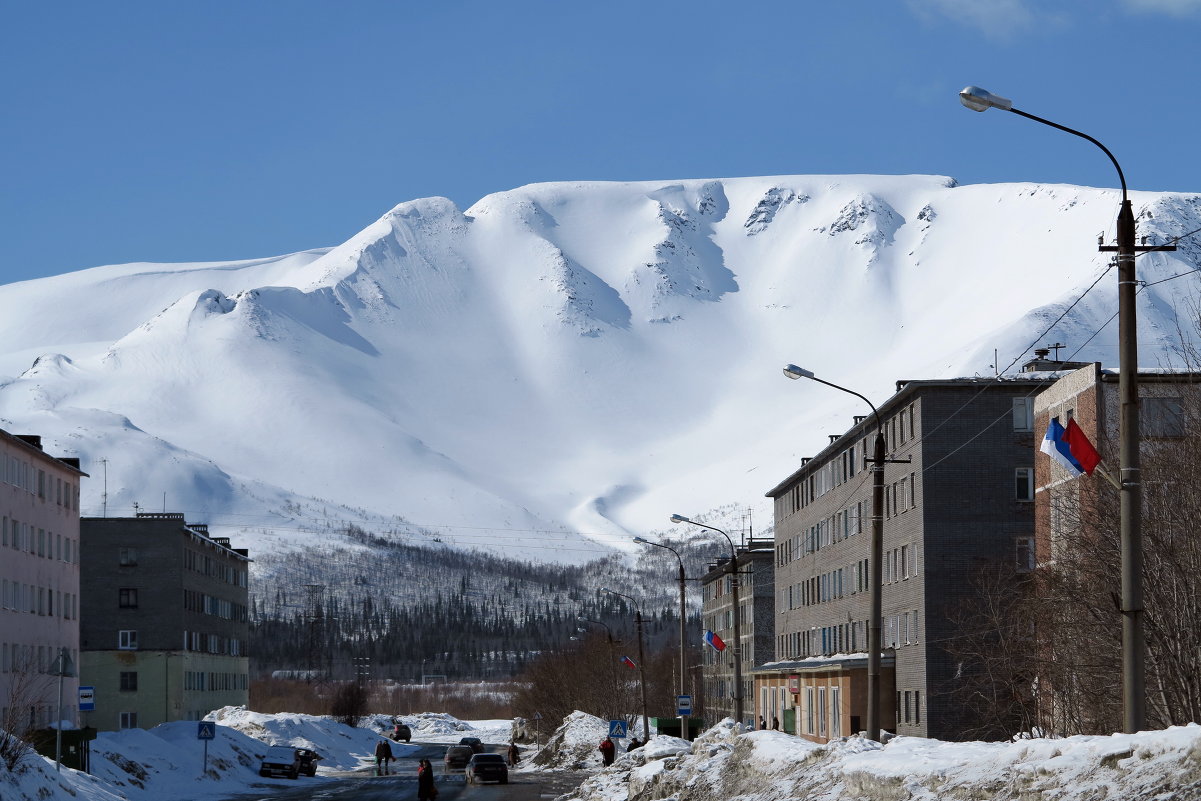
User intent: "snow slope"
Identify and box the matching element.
[1,175,1199,561]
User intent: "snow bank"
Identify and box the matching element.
[561,720,1201,801]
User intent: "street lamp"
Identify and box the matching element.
[634,536,690,740]
[782,364,885,742]
[600,589,650,740]
[577,618,622,720]
[668,514,745,728]
[958,86,1158,733]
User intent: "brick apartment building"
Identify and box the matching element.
[79,513,250,731]
[0,431,85,734]
[765,374,1055,741]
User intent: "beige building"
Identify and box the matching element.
[0,431,86,734]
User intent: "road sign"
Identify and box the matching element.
[608,720,628,738]
[197,722,216,740]
[677,695,693,716]
[78,686,95,712]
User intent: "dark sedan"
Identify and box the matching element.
[465,752,508,784]
[444,745,474,772]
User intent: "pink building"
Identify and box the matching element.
[0,431,85,735]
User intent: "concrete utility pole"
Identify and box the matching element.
[782,365,891,741]
[670,516,744,728]
[634,536,691,739]
[958,86,1174,733]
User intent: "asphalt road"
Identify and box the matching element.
[224,741,586,801]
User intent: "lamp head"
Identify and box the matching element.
[783,364,814,380]
[959,85,1012,112]
[633,536,648,544]
[669,513,690,524]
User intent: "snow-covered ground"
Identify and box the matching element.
[7,708,1201,801]
[553,715,1201,801]
[0,708,516,801]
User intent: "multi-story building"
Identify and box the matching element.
[699,539,774,729]
[765,373,1055,741]
[0,431,85,734]
[1033,363,1201,732]
[79,512,250,731]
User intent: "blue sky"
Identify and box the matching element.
[3,0,1201,282]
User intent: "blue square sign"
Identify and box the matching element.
[608,720,628,738]
[197,722,216,740]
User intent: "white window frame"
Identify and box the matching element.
[118,630,138,650]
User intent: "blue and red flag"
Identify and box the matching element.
[1041,418,1101,478]
[702,630,726,652]
[620,655,637,669]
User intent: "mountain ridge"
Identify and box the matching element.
[1,174,1198,564]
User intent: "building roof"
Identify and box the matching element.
[764,373,1061,498]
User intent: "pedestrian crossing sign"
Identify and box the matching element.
[608,720,628,738]
[197,722,216,740]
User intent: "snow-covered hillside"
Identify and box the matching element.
[1,175,1199,562]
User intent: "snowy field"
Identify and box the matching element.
[5,708,1201,800]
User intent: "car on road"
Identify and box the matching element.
[296,748,322,777]
[444,744,474,771]
[466,752,509,784]
[392,723,412,742]
[259,745,303,779]
[458,736,485,753]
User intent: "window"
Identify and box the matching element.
[118,588,138,608]
[1016,536,1036,572]
[915,690,921,724]
[119,671,138,691]
[118,547,138,566]
[120,712,138,730]
[1143,397,1184,437]
[118,630,138,650]
[1012,397,1034,431]
[1015,468,1034,501]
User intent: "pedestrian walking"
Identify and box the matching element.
[759,716,767,730]
[374,739,394,775]
[507,741,520,767]
[771,716,780,730]
[598,736,616,766]
[417,758,438,800]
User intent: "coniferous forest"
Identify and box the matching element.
[249,525,719,682]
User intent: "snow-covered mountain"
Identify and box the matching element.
[2,175,1199,562]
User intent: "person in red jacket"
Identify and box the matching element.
[598,736,616,766]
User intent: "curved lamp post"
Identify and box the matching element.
[601,588,650,740]
[668,514,745,728]
[634,536,690,740]
[959,86,1146,734]
[577,618,621,719]
[782,364,885,742]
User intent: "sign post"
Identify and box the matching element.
[197,722,216,774]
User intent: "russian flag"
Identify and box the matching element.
[702,630,726,652]
[620,655,637,669]
[1041,418,1102,478]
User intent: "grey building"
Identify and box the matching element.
[765,375,1053,741]
[699,539,774,729]
[79,512,250,731]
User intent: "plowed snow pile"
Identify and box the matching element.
[560,719,1201,801]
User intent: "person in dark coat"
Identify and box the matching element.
[374,739,393,775]
[772,716,780,730]
[627,736,642,751]
[417,758,438,800]
[599,736,616,766]
[759,716,767,730]
[507,741,520,767]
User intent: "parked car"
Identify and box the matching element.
[259,745,302,779]
[458,736,485,753]
[296,748,322,777]
[466,752,508,784]
[444,744,474,771]
[392,723,412,742]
